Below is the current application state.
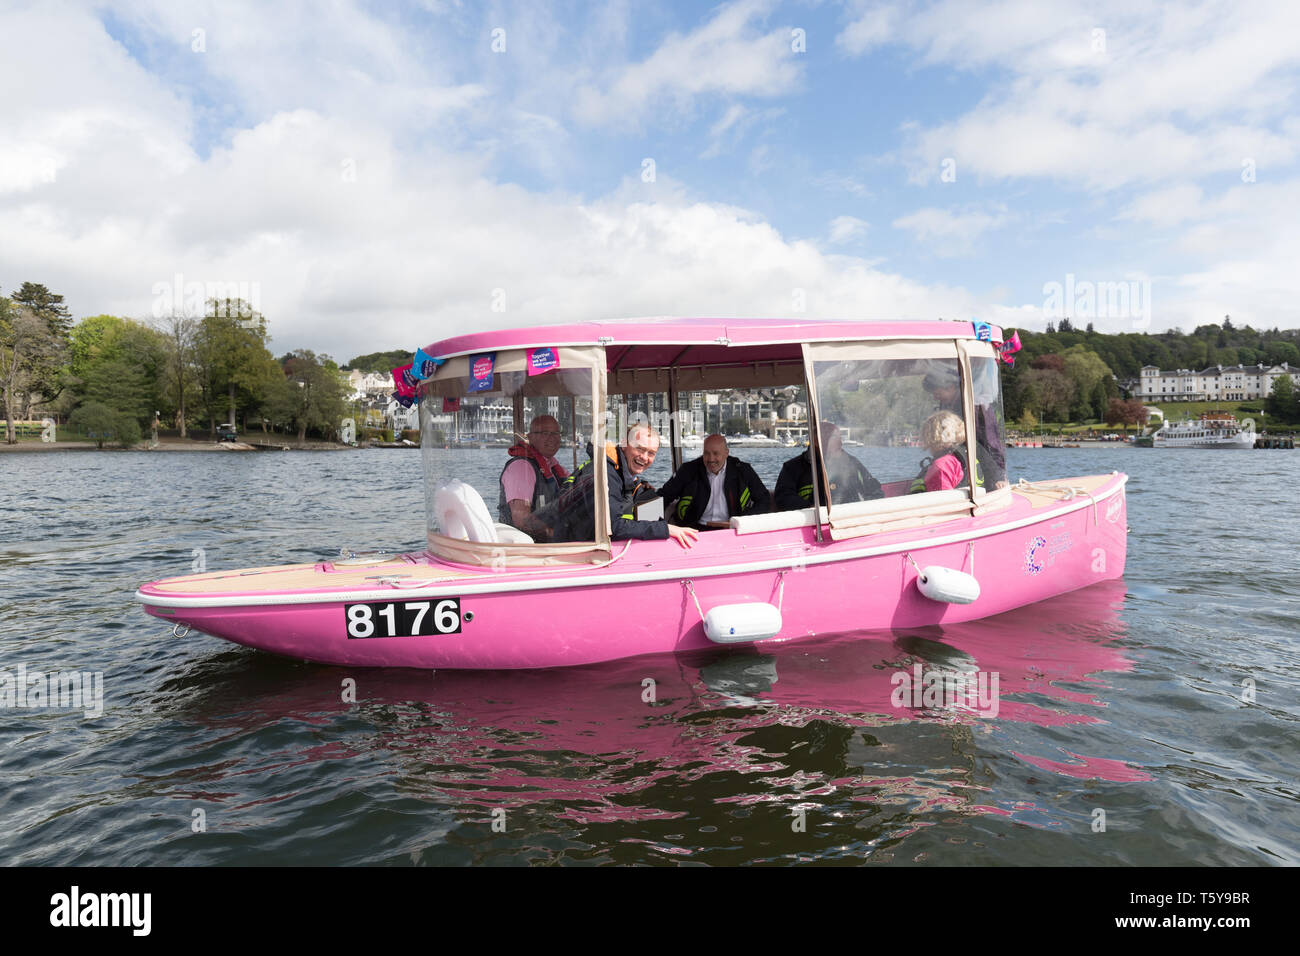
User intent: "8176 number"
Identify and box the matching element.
[344,599,461,638]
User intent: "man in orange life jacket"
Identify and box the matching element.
[553,425,698,548]
[613,425,699,548]
[498,415,567,541]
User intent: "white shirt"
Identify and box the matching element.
[701,463,729,524]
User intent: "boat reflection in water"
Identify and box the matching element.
[159,580,1145,863]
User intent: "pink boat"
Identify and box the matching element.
[136,318,1129,669]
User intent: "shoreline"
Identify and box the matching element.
[0,439,352,453]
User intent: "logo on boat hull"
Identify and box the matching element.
[1105,495,1123,524]
[1024,536,1046,575]
[1024,530,1075,575]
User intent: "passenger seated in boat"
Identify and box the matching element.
[922,362,1007,489]
[498,415,566,541]
[658,434,772,530]
[775,421,883,510]
[551,425,698,548]
[909,410,982,493]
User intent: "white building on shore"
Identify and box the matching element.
[347,369,392,402]
[1134,363,1300,402]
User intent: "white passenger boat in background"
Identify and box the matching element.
[1152,412,1255,449]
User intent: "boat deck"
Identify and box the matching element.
[142,556,478,596]
[139,472,1123,599]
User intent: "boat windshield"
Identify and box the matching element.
[418,347,604,561]
[809,342,1008,500]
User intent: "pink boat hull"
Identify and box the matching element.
[139,474,1127,669]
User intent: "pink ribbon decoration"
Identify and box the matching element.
[999,330,1023,366]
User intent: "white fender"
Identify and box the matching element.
[433,479,498,542]
[703,603,783,644]
[916,566,980,605]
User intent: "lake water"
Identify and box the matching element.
[1,445,1297,866]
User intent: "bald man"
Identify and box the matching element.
[498,414,567,540]
[659,434,772,530]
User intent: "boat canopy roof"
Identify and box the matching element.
[422,318,1005,370]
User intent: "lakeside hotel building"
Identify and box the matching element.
[1133,363,1300,402]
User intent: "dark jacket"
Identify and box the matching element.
[658,456,772,528]
[550,442,665,542]
[774,449,883,510]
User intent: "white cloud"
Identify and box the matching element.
[843,2,1300,191]
[1117,185,1205,228]
[836,2,898,56]
[813,173,873,199]
[891,205,1010,255]
[574,0,803,127]
[105,0,486,131]
[827,215,868,244]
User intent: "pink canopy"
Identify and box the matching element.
[422,317,1004,371]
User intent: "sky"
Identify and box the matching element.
[2,0,1299,363]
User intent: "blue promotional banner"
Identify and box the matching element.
[973,321,993,341]
[468,352,496,392]
[412,347,443,380]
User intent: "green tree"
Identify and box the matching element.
[68,314,123,378]
[1023,367,1073,423]
[1060,345,1114,420]
[1265,375,1298,424]
[67,401,139,449]
[11,282,73,337]
[272,350,349,442]
[241,351,291,433]
[157,314,199,437]
[1265,341,1300,367]
[69,315,168,429]
[9,283,74,412]
[81,357,153,420]
[194,300,276,433]
[345,349,410,373]
[1,300,66,443]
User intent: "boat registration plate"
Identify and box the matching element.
[344,599,462,638]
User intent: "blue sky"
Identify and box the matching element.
[3,0,1298,361]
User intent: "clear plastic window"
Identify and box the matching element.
[970,354,1009,488]
[809,355,1006,505]
[420,353,596,546]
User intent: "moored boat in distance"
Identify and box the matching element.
[1152,411,1255,449]
[137,318,1129,669]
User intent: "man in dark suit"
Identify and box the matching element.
[659,434,772,530]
